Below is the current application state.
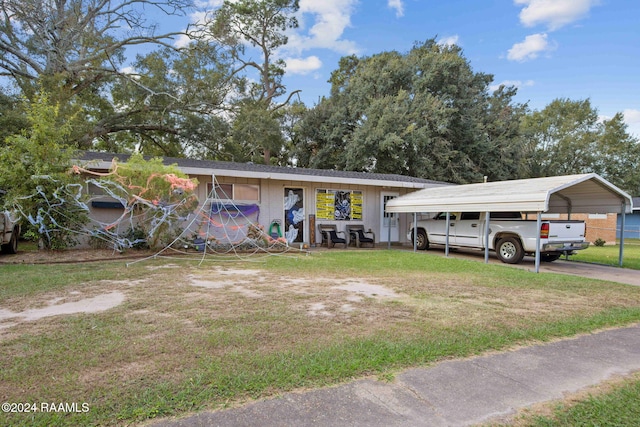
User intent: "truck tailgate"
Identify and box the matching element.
[548,221,586,240]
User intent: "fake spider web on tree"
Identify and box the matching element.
[12,157,307,263]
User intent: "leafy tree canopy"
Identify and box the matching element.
[294,39,528,184]
[0,0,206,150]
[521,98,640,195]
[101,154,199,249]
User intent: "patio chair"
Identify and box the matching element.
[317,224,347,249]
[347,225,375,248]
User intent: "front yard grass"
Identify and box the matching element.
[495,373,640,426]
[2,250,640,426]
[571,238,640,270]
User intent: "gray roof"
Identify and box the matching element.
[77,151,448,188]
[633,197,640,211]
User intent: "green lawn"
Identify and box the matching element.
[2,250,640,426]
[571,238,640,270]
[493,374,640,426]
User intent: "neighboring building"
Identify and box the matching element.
[617,197,640,240]
[540,212,619,244]
[572,213,618,244]
[77,151,449,247]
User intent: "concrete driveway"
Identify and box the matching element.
[421,246,640,287]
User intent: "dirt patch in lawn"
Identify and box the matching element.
[0,291,126,328]
[2,256,640,425]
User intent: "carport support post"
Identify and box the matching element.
[413,212,417,252]
[619,202,626,267]
[484,211,490,263]
[445,212,450,257]
[535,212,542,273]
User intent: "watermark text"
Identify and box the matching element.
[2,402,90,413]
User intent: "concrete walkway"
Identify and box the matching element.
[152,324,640,427]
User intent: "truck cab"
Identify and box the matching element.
[1,190,20,254]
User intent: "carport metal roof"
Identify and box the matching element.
[386,173,633,272]
[385,173,633,215]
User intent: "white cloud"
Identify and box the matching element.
[120,66,137,75]
[507,33,555,62]
[174,33,193,49]
[388,0,404,18]
[438,35,460,47]
[286,0,360,55]
[515,0,597,31]
[623,109,640,137]
[489,79,535,92]
[285,56,323,75]
[623,109,640,124]
[195,0,226,7]
[178,0,360,55]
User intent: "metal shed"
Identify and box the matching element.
[386,173,634,272]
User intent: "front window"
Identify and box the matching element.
[207,183,260,201]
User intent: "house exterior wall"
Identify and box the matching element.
[194,176,412,246]
[543,213,618,244]
[575,213,618,244]
[618,212,640,239]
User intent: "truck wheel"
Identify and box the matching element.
[1,227,18,254]
[496,237,524,264]
[414,229,429,250]
[541,253,561,262]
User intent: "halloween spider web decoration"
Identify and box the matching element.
[12,178,92,248]
[12,165,202,253]
[127,175,310,266]
[68,161,202,253]
[13,160,308,264]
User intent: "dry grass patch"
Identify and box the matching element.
[2,251,640,426]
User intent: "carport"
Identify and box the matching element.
[385,173,634,273]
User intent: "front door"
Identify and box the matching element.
[380,192,399,242]
[284,188,304,244]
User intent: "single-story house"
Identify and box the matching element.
[76,151,450,247]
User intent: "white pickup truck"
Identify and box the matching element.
[1,190,20,254]
[409,211,589,264]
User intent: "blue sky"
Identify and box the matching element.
[177,1,640,136]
